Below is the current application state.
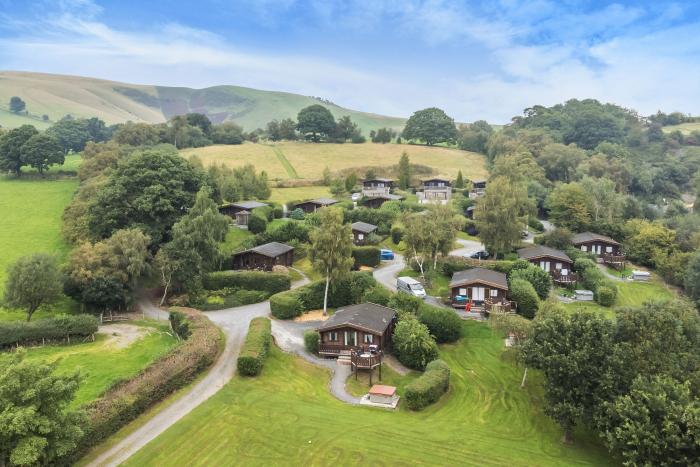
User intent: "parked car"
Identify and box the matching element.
[380,249,395,260]
[351,192,362,201]
[396,276,426,298]
[469,250,490,260]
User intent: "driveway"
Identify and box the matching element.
[449,238,485,258]
[373,253,405,291]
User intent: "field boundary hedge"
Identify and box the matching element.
[0,314,98,349]
[70,307,222,461]
[237,317,271,376]
[203,271,291,294]
[404,359,451,410]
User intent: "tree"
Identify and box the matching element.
[344,173,357,192]
[457,120,493,153]
[489,313,533,387]
[0,125,39,176]
[684,250,700,302]
[545,183,592,231]
[185,113,212,135]
[397,152,411,189]
[112,122,161,146]
[247,214,267,234]
[8,96,25,113]
[45,119,92,153]
[537,143,586,182]
[580,176,622,224]
[210,122,244,144]
[402,107,458,145]
[475,176,533,257]
[623,220,676,267]
[509,261,552,300]
[454,170,465,189]
[310,208,353,314]
[297,105,336,142]
[334,115,362,142]
[87,146,202,245]
[0,354,84,466]
[541,228,573,251]
[371,127,394,143]
[329,178,346,197]
[20,134,64,174]
[509,278,540,319]
[392,316,439,370]
[4,254,62,321]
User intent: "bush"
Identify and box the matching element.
[508,263,552,300]
[272,206,284,219]
[392,316,439,370]
[510,278,540,319]
[203,271,291,295]
[418,305,462,343]
[596,285,617,307]
[197,289,269,311]
[289,208,305,220]
[270,291,304,319]
[352,246,380,268]
[169,311,191,339]
[0,314,98,348]
[362,286,391,306]
[75,308,221,461]
[237,317,271,376]
[391,226,403,244]
[247,214,267,234]
[528,217,544,232]
[439,256,516,277]
[387,293,423,317]
[404,359,451,410]
[258,220,310,244]
[304,330,320,354]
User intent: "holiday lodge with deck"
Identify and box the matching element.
[232,242,294,271]
[572,232,626,268]
[317,303,397,356]
[449,268,514,312]
[517,245,576,285]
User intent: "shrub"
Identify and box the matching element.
[596,285,617,307]
[258,220,310,244]
[169,311,191,339]
[0,314,98,348]
[237,317,271,376]
[289,208,305,220]
[247,214,267,234]
[392,316,439,370]
[362,286,391,306]
[253,205,274,221]
[272,206,284,219]
[418,305,462,343]
[387,293,423,317]
[509,264,552,300]
[270,291,304,319]
[404,359,451,410]
[510,278,540,319]
[352,246,380,268]
[391,226,403,244]
[75,308,221,460]
[197,289,269,311]
[528,217,544,232]
[304,330,320,354]
[203,271,291,294]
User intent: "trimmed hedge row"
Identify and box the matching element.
[203,271,291,294]
[73,308,222,460]
[237,317,272,376]
[198,289,269,311]
[439,256,516,277]
[405,359,451,410]
[418,305,462,343]
[352,246,381,268]
[0,314,98,348]
[270,272,377,319]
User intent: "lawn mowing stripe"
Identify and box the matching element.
[267,144,299,178]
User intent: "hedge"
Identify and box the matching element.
[304,330,320,354]
[392,316,439,370]
[418,305,462,343]
[596,286,617,307]
[352,246,380,268]
[510,278,540,319]
[439,256,516,277]
[198,289,269,311]
[237,317,272,376]
[72,308,222,460]
[404,359,451,410]
[247,214,268,234]
[0,314,98,348]
[203,271,291,294]
[508,261,552,300]
[270,292,304,319]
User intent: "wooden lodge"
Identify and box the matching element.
[449,268,513,311]
[317,303,397,356]
[469,179,487,198]
[362,193,404,209]
[231,242,294,271]
[417,178,452,204]
[351,221,378,245]
[517,245,576,285]
[293,198,338,214]
[218,201,268,226]
[572,232,625,269]
[361,178,394,198]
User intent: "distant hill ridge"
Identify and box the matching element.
[0,71,406,133]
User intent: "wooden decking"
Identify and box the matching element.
[552,271,577,285]
[602,253,626,270]
[484,299,516,314]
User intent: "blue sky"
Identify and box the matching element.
[1,0,699,122]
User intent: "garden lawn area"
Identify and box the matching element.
[344,363,416,401]
[220,227,253,255]
[124,321,612,466]
[268,186,333,204]
[292,258,322,281]
[22,321,178,408]
[400,267,451,299]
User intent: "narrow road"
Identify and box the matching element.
[449,238,485,257]
[89,275,310,467]
[373,253,405,291]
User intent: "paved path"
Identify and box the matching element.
[373,254,405,291]
[449,238,485,258]
[90,275,310,467]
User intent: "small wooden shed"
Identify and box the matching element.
[232,242,294,271]
[351,221,378,245]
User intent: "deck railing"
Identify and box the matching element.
[351,350,383,369]
[602,253,626,268]
[484,299,516,314]
[552,271,578,285]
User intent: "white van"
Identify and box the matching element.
[396,277,427,298]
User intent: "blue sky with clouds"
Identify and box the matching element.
[1,0,699,122]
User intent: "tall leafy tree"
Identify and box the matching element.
[537,143,586,182]
[310,208,353,314]
[45,119,92,153]
[334,115,361,141]
[4,254,63,321]
[454,170,465,189]
[0,354,84,466]
[402,107,458,145]
[545,182,592,231]
[8,96,26,113]
[397,151,411,189]
[0,125,38,176]
[296,105,336,142]
[20,134,64,174]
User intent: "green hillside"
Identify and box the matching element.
[0,71,406,133]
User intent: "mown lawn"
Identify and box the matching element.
[124,321,612,466]
[220,227,253,255]
[22,321,177,408]
[268,186,334,204]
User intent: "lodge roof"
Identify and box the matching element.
[235,241,294,259]
[422,177,451,184]
[226,200,268,210]
[449,268,508,290]
[305,198,338,206]
[351,221,378,234]
[571,232,620,246]
[517,245,572,263]
[317,303,396,334]
[365,193,404,201]
[363,178,393,183]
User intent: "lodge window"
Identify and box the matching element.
[555,262,562,270]
[364,334,373,344]
[358,233,364,240]
[459,288,467,296]
[329,331,338,342]
[490,289,498,297]
[606,246,613,253]
[581,245,587,251]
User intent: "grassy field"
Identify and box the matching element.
[0,178,78,291]
[124,321,611,466]
[22,321,177,407]
[662,121,700,135]
[268,186,333,203]
[182,142,487,181]
[220,227,254,255]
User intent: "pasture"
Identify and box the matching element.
[181,142,487,181]
[22,321,177,407]
[124,322,611,466]
[662,121,700,135]
[268,186,333,204]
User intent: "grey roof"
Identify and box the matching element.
[422,177,451,184]
[236,241,294,258]
[449,268,508,289]
[571,232,620,246]
[517,245,571,263]
[351,221,378,234]
[363,178,393,183]
[317,303,396,334]
[231,200,268,210]
[306,198,338,206]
